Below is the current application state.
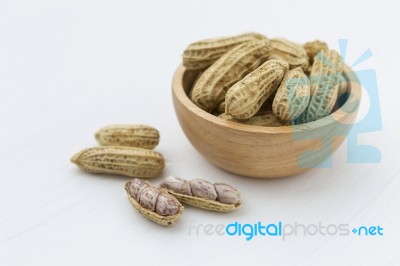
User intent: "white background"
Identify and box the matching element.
[1,0,399,265]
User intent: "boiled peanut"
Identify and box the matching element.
[125,178,183,226]
[214,183,241,205]
[303,40,329,65]
[225,59,289,119]
[303,49,343,122]
[189,179,218,200]
[95,124,159,149]
[191,40,272,112]
[270,38,309,71]
[272,67,311,122]
[71,146,164,178]
[139,186,160,211]
[183,32,267,70]
[160,177,241,212]
[160,176,192,196]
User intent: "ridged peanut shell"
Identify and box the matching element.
[272,67,311,122]
[71,146,164,178]
[95,124,159,149]
[270,38,309,71]
[191,40,272,112]
[183,32,267,70]
[303,40,329,65]
[304,49,343,122]
[225,59,289,119]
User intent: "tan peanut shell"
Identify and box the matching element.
[160,177,241,212]
[125,180,183,226]
[191,40,272,112]
[303,40,329,65]
[219,112,287,127]
[225,59,289,119]
[95,124,159,149]
[272,67,311,122]
[71,146,164,178]
[183,32,267,70]
[303,49,343,122]
[270,38,309,71]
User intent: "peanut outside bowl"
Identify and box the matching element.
[172,64,361,178]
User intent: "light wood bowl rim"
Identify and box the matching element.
[172,64,361,134]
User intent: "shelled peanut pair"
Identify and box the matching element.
[183,32,345,125]
[126,177,242,226]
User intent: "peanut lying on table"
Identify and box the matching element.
[71,146,164,178]
[95,124,159,149]
[125,178,183,226]
[160,176,241,212]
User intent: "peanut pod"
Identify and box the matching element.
[303,40,329,65]
[95,124,159,149]
[270,38,309,71]
[303,49,343,122]
[183,32,267,70]
[71,146,164,178]
[272,67,311,122]
[225,59,289,119]
[125,179,183,226]
[191,40,272,112]
[160,176,241,212]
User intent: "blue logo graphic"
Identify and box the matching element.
[188,221,384,241]
[291,39,382,168]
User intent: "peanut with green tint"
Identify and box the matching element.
[302,49,343,122]
[272,67,311,122]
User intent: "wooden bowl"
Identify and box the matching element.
[172,64,361,178]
